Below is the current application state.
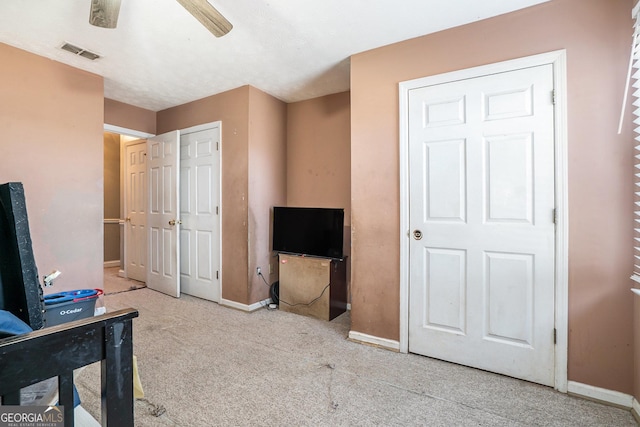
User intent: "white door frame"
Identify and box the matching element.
[398,50,568,392]
[179,121,223,302]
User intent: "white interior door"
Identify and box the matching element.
[179,125,221,302]
[147,130,180,297]
[408,64,556,386]
[123,140,147,282]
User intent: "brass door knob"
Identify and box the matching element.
[413,230,423,240]
[169,219,182,226]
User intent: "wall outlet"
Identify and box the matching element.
[256,266,261,276]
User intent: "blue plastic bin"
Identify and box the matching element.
[43,289,102,327]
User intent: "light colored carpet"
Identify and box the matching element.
[73,275,637,426]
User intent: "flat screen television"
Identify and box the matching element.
[272,206,344,260]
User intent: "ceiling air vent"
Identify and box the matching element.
[60,42,101,61]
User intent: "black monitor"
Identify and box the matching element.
[272,206,344,260]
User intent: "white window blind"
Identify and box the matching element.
[631,3,640,283]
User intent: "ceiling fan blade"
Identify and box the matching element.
[176,0,233,37]
[89,0,122,29]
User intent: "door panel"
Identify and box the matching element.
[147,131,180,297]
[179,126,221,302]
[485,134,533,223]
[424,247,466,334]
[485,251,533,344]
[424,139,466,222]
[408,64,555,386]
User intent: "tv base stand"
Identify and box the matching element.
[278,254,347,321]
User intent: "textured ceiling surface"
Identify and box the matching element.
[0,0,549,111]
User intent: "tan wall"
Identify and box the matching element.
[0,42,104,293]
[286,92,351,223]
[103,132,121,262]
[351,0,635,394]
[247,87,287,303]
[157,86,251,304]
[287,91,352,298]
[104,98,156,135]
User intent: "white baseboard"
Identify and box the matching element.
[567,381,633,409]
[632,398,640,423]
[220,298,270,312]
[103,260,120,268]
[348,330,400,351]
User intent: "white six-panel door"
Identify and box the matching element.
[179,125,221,302]
[407,64,556,386]
[124,140,147,283]
[147,131,180,298]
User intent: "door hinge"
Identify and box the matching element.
[216,141,219,151]
[216,206,219,215]
[551,90,556,105]
[552,208,557,224]
[216,271,219,280]
[553,328,557,344]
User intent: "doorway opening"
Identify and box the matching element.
[103,125,154,293]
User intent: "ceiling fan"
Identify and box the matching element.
[89,0,233,37]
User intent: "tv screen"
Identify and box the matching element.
[272,207,344,259]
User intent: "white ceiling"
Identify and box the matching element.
[0,0,549,112]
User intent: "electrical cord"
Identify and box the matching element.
[258,271,330,307]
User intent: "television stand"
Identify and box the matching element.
[278,254,347,321]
